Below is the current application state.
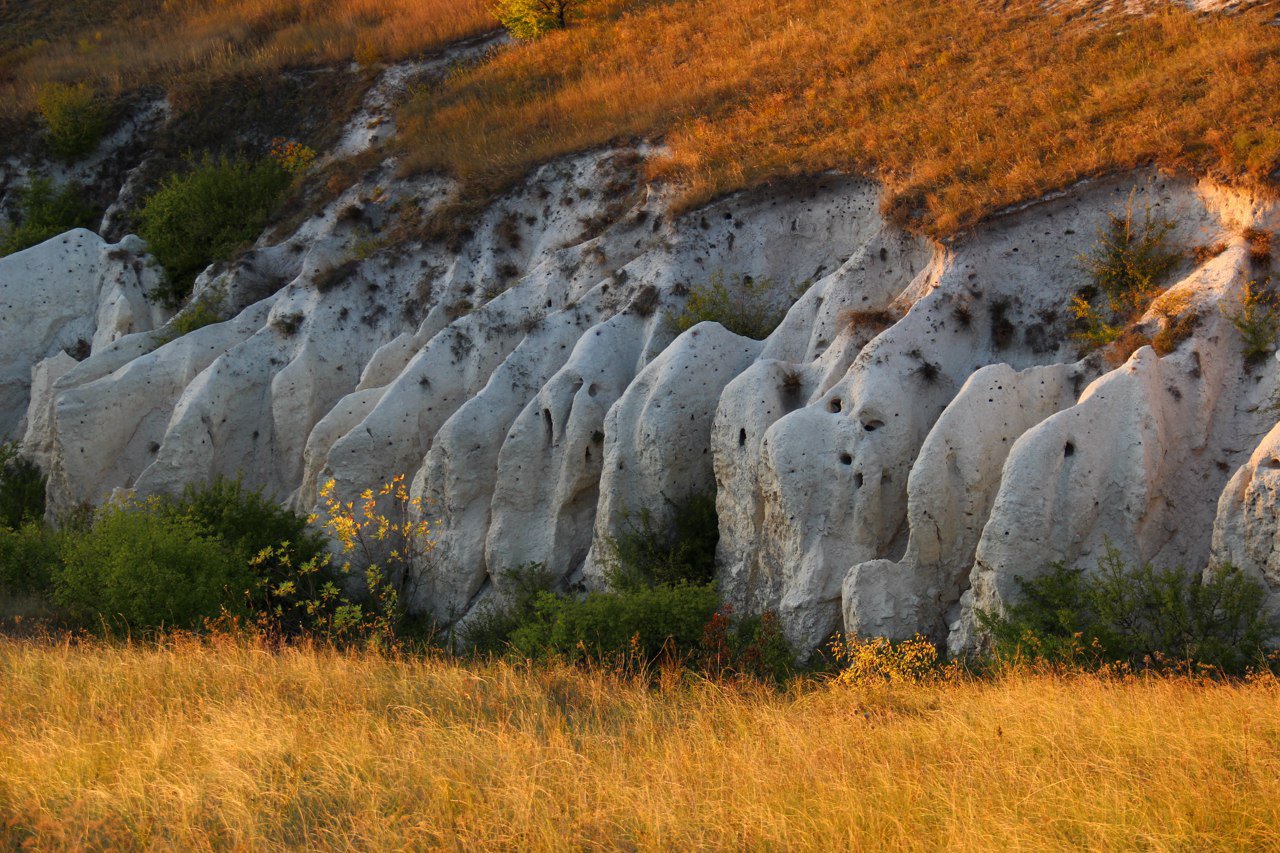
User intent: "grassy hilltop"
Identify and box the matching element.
[3,0,1279,235]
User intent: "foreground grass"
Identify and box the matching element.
[2,636,1279,848]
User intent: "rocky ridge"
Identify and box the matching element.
[3,59,1280,653]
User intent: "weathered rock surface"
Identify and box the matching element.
[0,230,167,439]
[843,361,1083,643]
[1210,421,1280,632]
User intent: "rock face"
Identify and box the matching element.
[1210,421,1280,632]
[0,230,167,439]
[6,56,1280,651]
[843,362,1082,643]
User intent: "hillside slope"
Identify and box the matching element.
[3,3,1280,651]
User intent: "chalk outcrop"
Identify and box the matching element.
[5,55,1280,651]
[0,230,167,439]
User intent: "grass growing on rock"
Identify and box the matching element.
[2,635,1280,848]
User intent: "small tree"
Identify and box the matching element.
[493,0,585,39]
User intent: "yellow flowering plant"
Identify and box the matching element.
[829,633,959,688]
[248,475,435,647]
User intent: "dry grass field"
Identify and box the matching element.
[0,0,493,118]
[4,0,1278,235]
[400,0,1280,234]
[2,634,1279,849]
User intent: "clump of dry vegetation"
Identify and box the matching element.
[398,0,1280,235]
[2,635,1279,848]
[1069,196,1183,360]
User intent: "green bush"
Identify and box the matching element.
[35,82,109,159]
[0,442,46,530]
[699,607,796,683]
[979,544,1274,674]
[155,478,327,627]
[492,0,585,39]
[509,582,720,664]
[171,297,223,337]
[153,295,225,346]
[0,522,63,599]
[0,179,95,257]
[477,493,726,666]
[665,272,788,341]
[1223,278,1280,366]
[55,501,253,630]
[603,491,719,590]
[138,154,292,307]
[458,562,557,655]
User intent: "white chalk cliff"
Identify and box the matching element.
[4,60,1280,652]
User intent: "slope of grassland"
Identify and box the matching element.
[0,0,492,123]
[399,0,1280,234]
[4,0,1278,236]
[1,636,1278,849]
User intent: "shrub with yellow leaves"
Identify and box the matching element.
[247,475,435,648]
[268,138,317,176]
[829,633,958,688]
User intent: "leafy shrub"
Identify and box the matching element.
[700,607,796,683]
[1080,200,1180,306]
[138,154,293,307]
[0,179,95,257]
[509,582,720,664]
[154,478,329,632]
[155,294,223,344]
[458,562,557,655]
[0,443,46,530]
[302,476,436,646]
[603,491,719,590]
[35,82,109,158]
[665,272,788,341]
[1071,197,1181,354]
[830,633,955,686]
[161,477,324,572]
[0,522,63,599]
[1223,278,1280,366]
[492,0,585,39]
[55,500,253,630]
[268,138,317,176]
[979,544,1274,674]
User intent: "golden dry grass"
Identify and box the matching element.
[2,635,1279,849]
[401,0,1280,235]
[0,0,493,119]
